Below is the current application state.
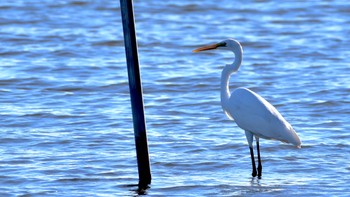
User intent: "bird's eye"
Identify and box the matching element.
[218,42,227,47]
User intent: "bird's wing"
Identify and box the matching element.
[228,88,300,146]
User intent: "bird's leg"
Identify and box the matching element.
[245,131,257,177]
[256,137,262,178]
[249,146,257,177]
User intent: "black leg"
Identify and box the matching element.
[256,140,262,178]
[249,147,257,177]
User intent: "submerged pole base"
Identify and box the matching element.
[137,182,150,194]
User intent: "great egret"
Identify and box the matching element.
[193,39,301,178]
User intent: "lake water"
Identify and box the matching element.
[1,0,349,196]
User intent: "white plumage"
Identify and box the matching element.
[194,38,301,178]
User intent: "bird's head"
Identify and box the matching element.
[192,38,242,53]
[193,38,243,71]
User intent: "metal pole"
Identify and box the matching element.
[119,0,151,188]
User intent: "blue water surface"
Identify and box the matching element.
[0,0,349,196]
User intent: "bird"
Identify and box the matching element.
[193,38,301,178]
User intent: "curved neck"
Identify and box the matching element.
[221,49,242,110]
[220,66,232,110]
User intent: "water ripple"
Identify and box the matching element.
[0,0,349,196]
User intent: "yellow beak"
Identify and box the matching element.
[192,43,221,53]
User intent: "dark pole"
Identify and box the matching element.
[119,0,151,188]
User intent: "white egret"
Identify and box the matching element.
[193,39,301,178]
